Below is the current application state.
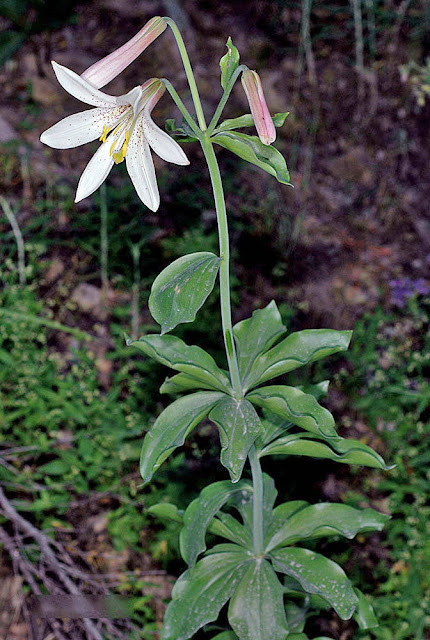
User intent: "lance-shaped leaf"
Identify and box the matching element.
[244,329,353,391]
[233,301,286,381]
[248,386,338,439]
[270,548,358,620]
[210,511,253,548]
[160,372,213,394]
[353,588,378,629]
[161,547,250,640]
[266,503,390,551]
[228,559,288,640]
[264,501,309,547]
[214,112,290,134]
[140,391,224,483]
[212,132,291,185]
[148,503,184,523]
[209,397,263,482]
[149,252,220,334]
[259,431,391,469]
[211,633,239,640]
[220,37,240,90]
[149,502,252,548]
[128,334,231,394]
[180,480,252,565]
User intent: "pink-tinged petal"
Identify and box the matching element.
[241,69,276,145]
[75,142,114,202]
[125,119,159,211]
[52,61,117,107]
[40,106,126,149]
[81,17,167,89]
[143,111,189,166]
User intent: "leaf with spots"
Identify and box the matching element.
[209,397,264,482]
[270,547,358,620]
[228,559,288,640]
[149,252,220,334]
[266,503,390,551]
[180,479,253,566]
[128,333,231,394]
[247,385,338,439]
[243,328,352,391]
[161,547,250,640]
[140,391,224,484]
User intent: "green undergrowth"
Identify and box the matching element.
[339,299,430,640]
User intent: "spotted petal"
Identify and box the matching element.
[75,141,115,203]
[40,106,126,149]
[126,119,160,211]
[52,61,117,108]
[143,110,189,166]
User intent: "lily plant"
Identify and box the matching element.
[41,16,391,640]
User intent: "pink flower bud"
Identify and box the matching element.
[81,16,167,89]
[241,69,276,145]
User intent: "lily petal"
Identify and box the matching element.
[52,61,117,108]
[126,119,160,211]
[143,111,189,166]
[75,141,115,203]
[40,106,126,149]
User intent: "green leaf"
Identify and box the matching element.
[140,391,224,484]
[248,385,338,439]
[209,511,253,548]
[285,601,307,633]
[148,252,220,334]
[209,397,263,482]
[264,501,309,547]
[161,548,250,640]
[270,548,358,620]
[212,132,291,185]
[244,329,353,391]
[353,588,378,629]
[210,633,239,640]
[165,118,198,142]
[128,334,231,394]
[160,372,212,394]
[214,112,290,134]
[260,431,391,469]
[39,459,70,476]
[148,503,184,524]
[228,560,288,640]
[220,36,240,90]
[266,503,390,551]
[233,301,286,381]
[180,480,252,565]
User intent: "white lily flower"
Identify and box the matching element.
[40,62,189,210]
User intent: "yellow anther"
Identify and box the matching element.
[112,130,130,165]
[99,125,112,143]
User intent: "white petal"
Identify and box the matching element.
[52,61,117,107]
[126,120,159,211]
[40,106,126,149]
[75,142,114,202]
[142,110,190,166]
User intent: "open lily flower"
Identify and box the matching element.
[40,62,189,210]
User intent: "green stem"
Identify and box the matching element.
[162,79,201,137]
[164,18,207,131]
[200,135,241,398]
[207,65,247,135]
[248,446,264,555]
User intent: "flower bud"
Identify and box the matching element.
[81,16,167,89]
[241,69,276,145]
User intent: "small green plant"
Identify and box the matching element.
[39,15,392,639]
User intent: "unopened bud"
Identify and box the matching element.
[241,69,276,145]
[81,16,167,89]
